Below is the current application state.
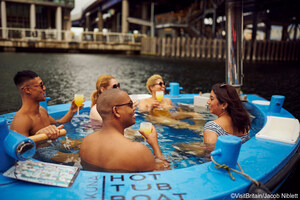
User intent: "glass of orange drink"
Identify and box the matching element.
[140,122,152,144]
[156,91,164,101]
[74,94,84,116]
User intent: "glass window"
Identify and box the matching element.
[6,2,30,28]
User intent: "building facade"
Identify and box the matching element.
[1,0,74,40]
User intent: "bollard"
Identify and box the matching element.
[268,95,285,113]
[0,120,15,172]
[4,130,36,161]
[210,135,242,170]
[0,120,35,172]
[166,82,183,96]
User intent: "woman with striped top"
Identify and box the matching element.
[203,83,250,146]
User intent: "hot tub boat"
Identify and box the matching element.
[0,86,299,200]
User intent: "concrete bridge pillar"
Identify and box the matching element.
[293,23,298,40]
[97,10,103,32]
[141,2,148,34]
[122,0,129,33]
[265,22,271,40]
[1,1,7,39]
[281,24,288,41]
[30,4,36,30]
[85,12,91,31]
[56,6,62,40]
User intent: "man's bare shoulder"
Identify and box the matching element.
[81,132,99,147]
[125,140,155,160]
[10,112,32,136]
[125,141,155,171]
[11,111,32,124]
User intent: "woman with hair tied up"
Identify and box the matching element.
[89,74,120,126]
[138,74,204,132]
[204,83,250,146]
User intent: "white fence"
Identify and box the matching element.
[81,31,146,43]
[141,37,300,62]
[0,28,146,44]
[0,28,72,41]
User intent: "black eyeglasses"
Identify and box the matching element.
[112,83,120,89]
[114,100,133,108]
[22,82,45,90]
[153,82,165,87]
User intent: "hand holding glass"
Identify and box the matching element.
[140,122,152,143]
[74,94,84,116]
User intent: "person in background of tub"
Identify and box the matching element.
[138,74,202,118]
[80,89,169,172]
[138,74,204,132]
[204,83,250,150]
[89,75,119,124]
[138,74,172,113]
[10,70,83,140]
[89,74,138,129]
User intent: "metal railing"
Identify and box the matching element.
[81,31,146,43]
[0,27,72,41]
[0,28,146,44]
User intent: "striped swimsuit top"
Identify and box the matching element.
[203,121,250,143]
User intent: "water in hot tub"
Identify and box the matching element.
[34,104,259,170]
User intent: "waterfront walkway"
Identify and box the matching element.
[0,28,145,53]
[1,27,299,62]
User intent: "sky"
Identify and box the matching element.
[71,0,95,15]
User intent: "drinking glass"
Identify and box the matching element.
[140,122,152,144]
[74,94,84,116]
[156,91,164,101]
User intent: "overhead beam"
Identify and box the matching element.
[127,17,152,27]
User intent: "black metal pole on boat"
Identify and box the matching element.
[225,0,243,91]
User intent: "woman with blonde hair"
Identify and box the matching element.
[138,74,203,131]
[89,74,120,124]
[138,74,173,113]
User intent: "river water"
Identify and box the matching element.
[1,52,299,119]
[0,52,299,192]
